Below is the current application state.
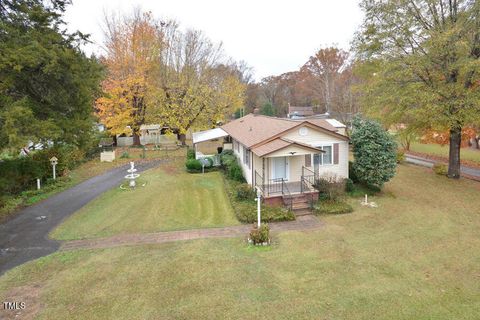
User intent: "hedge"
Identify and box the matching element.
[0,145,85,197]
[223,178,295,223]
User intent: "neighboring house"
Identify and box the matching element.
[193,114,349,210]
[287,105,315,119]
[115,125,190,147]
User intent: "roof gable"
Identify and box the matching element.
[221,114,348,149]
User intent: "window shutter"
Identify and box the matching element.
[305,154,311,167]
[333,143,339,164]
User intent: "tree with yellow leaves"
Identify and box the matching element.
[96,9,245,144]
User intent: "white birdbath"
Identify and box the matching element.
[125,161,140,188]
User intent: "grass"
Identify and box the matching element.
[50,162,239,240]
[314,199,354,214]
[409,142,480,165]
[0,147,184,222]
[2,163,480,319]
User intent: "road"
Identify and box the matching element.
[405,154,480,180]
[0,160,162,275]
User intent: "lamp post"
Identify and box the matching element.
[256,188,262,228]
[49,156,58,180]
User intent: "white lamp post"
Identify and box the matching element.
[255,188,262,228]
[49,156,58,180]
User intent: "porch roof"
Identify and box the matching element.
[192,128,228,144]
[251,138,324,157]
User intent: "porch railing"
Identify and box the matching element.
[301,166,317,193]
[254,170,264,193]
[281,179,293,210]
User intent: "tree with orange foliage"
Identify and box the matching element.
[95,10,166,144]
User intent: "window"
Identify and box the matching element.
[314,145,333,166]
[322,146,332,165]
[243,146,250,168]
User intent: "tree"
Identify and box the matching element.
[260,102,275,116]
[351,117,397,188]
[145,29,245,140]
[96,10,165,144]
[355,0,480,179]
[301,47,349,114]
[0,0,103,151]
[97,10,245,143]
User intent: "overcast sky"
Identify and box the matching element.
[65,0,364,80]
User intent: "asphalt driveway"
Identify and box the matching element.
[0,160,163,275]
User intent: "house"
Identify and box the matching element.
[193,114,349,210]
[287,105,315,118]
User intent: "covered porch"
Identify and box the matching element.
[251,139,324,202]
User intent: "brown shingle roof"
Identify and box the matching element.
[251,138,324,157]
[222,114,297,148]
[221,114,346,149]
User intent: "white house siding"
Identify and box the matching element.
[232,138,253,184]
[282,126,349,179]
[231,125,349,185]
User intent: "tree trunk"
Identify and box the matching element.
[447,126,461,179]
[178,133,186,146]
[470,137,479,149]
[132,133,141,146]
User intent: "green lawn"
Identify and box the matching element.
[2,164,480,319]
[0,147,184,221]
[409,142,480,165]
[50,164,239,240]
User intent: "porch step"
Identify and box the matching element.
[294,209,313,216]
[291,202,310,210]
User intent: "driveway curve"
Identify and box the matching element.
[0,160,164,275]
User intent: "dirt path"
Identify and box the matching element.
[61,215,323,251]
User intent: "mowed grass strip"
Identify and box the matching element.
[2,164,480,319]
[50,165,239,240]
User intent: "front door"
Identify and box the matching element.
[271,157,287,181]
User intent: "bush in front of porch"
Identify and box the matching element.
[313,173,353,215]
[223,179,295,223]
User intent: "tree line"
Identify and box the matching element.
[1,0,479,180]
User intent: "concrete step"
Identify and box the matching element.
[291,202,310,210]
[294,209,313,216]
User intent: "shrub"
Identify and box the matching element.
[220,149,234,156]
[345,178,355,192]
[205,157,214,167]
[249,223,270,245]
[186,148,196,160]
[220,152,236,167]
[224,178,295,223]
[432,163,447,176]
[314,200,353,215]
[348,161,359,183]
[236,183,256,201]
[228,163,245,182]
[396,150,406,163]
[120,151,130,159]
[185,159,202,171]
[313,173,346,201]
[350,116,397,188]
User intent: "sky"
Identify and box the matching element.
[64,0,364,81]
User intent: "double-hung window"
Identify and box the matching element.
[313,145,333,168]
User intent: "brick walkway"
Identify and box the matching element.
[61,215,322,251]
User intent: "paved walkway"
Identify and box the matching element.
[0,160,164,275]
[61,215,322,250]
[405,154,480,180]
